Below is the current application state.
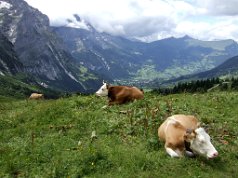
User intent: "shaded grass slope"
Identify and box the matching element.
[0,74,62,99]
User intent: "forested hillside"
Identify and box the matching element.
[153,77,238,95]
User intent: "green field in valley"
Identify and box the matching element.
[0,91,238,177]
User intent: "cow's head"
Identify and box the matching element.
[95,81,109,97]
[184,128,218,159]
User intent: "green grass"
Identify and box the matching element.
[134,60,214,81]
[0,92,238,177]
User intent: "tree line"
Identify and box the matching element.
[152,77,238,95]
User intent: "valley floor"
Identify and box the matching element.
[0,92,238,177]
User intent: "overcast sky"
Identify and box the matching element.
[24,0,238,42]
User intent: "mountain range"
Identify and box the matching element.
[0,0,238,94]
[54,24,238,84]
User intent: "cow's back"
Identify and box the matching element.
[158,115,198,142]
[171,115,199,130]
[29,93,43,99]
[130,87,144,99]
[108,86,143,103]
[108,86,127,99]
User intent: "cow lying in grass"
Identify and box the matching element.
[95,81,144,105]
[158,114,218,159]
[29,93,44,100]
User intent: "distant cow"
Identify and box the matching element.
[95,81,144,105]
[29,93,44,100]
[158,114,218,159]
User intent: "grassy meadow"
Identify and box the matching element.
[0,91,238,177]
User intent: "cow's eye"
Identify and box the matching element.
[197,138,205,145]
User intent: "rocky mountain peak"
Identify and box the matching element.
[73,14,81,22]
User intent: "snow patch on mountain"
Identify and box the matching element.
[0,59,9,72]
[0,1,12,9]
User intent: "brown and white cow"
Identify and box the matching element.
[95,81,144,105]
[158,114,218,159]
[29,93,44,100]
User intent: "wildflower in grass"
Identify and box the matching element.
[78,140,82,146]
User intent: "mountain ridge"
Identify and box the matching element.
[191,55,238,79]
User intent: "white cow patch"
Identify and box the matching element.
[190,128,218,159]
[95,82,108,97]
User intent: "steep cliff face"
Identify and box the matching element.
[0,32,23,75]
[0,0,101,92]
[53,25,144,79]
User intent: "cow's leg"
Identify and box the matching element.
[165,147,180,158]
[108,98,124,105]
[108,101,120,105]
[185,151,195,157]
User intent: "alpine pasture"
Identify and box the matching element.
[0,91,238,177]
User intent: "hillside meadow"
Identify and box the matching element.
[0,91,238,177]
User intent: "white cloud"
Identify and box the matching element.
[175,16,238,41]
[24,0,238,42]
[195,0,238,16]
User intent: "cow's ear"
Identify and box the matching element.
[184,129,196,142]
